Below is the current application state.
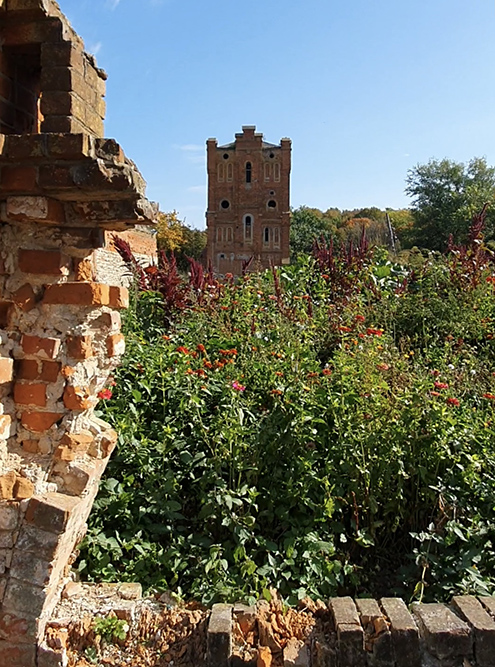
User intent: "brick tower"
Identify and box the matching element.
[206,126,291,276]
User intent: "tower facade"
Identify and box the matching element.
[206,126,291,275]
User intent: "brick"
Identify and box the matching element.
[14,382,47,407]
[0,357,13,383]
[38,643,68,667]
[106,333,125,357]
[10,553,53,587]
[206,603,232,667]
[43,282,110,306]
[329,597,365,667]
[25,493,79,534]
[21,411,63,432]
[13,477,34,500]
[413,602,471,661]
[15,524,60,561]
[0,608,38,641]
[6,196,65,224]
[22,335,61,359]
[41,115,88,134]
[21,440,39,454]
[16,359,39,381]
[0,504,20,531]
[54,445,75,462]
[2,16,63,45]
[40,90,86,118]
[283,638,309,666]
[355,598,393,663]
[63,385,96,411]
[0,472,16,500]
[109,285,129,309]
[38,164,73,190]
[60,465,91,495]
[46,132,93,160]
[452,596,495,666]
[41,41,84,69]
[60,430,93,454]
[18,250,70,276]
[0,640,36,667]
[66,335,93,359]
[0,415,12,440]
[4,134,46,160]
[12,283,36,311]
[257,647,272,667]
[74,258,95,282]
[40,361,61,383]
[1,165,38,191]
[380,598,421,667]
[2,577,45,616]
[0,301,14,327]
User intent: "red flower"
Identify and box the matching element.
[322,369,332,376]
[197,344,206,354]
[446,397,460,406]
[322,274,329,280]
[376,363,390,371]
[176,346,189,354]
[355,315,365,322]
[483,393,495,400]
[366,328,383,336]
[339,326,352,333]
[97,389,113,400]
[434,381,449,390]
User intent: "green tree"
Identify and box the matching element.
[157,210,207,270]
[405,157,495,250]
[290,206,336,258]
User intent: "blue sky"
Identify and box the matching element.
[60,0,495,229]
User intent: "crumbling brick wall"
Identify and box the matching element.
[0,2,156,665]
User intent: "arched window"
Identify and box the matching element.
[273,227,280,249]
[227,163,233,182]
[244,215,253,242]
[267,200,277,209]
[264,163,271,181]
[264,227,270,246]
[245,162,252,184]
[226,227,233,243]
[273,163,280,182]
[218,163,225,182]
[216,227,223,243]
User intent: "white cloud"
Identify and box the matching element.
[108,0,121,9]
[187,185,206,193]
[89,41,102,55]
[176,144,204,152]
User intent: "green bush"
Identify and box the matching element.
[78,238,495,605]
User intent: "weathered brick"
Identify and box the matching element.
[63,385,96,411]
[355,597,393,663]
[6,196,66,224]
[108,285,129,309]
[0,640,37,667]
[40,361,61,383]
[46,132,93,160]
[25,493,79,534]
[66,335,93,359]
[43,282,110,306]
[454,596,495,666]
[21,411,63,432]
[380,598,420,667]
[0,608,38,642]
[13,477,34,500]
[41,41,84,69]
[18,250,70,276]
[0,472,16,500]
[16,359,39,381]
[4,134,46,161]
[413,602,471,661]
[0,503,20,530]
[22,335,61,359]
[15,524,60,561]
[329,597,365,667]
[21,440,39,454]
[106,333,125,357]
[74,257,95,282]
[14,382,47,407]
[206,603,232,667]
[59,430,93,454]
[12,283,36,311]
[1,165,38,191]
[0,301,14,328]
[0,357,13,384]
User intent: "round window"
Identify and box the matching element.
[223,153,229,160]
[221,200,230,209]
[267,200,277,208]
[269,153,275,159]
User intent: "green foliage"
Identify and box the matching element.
[93,616,129,643]
[156,210,207,269]
[290,206,336,258]
[405,157,495,250]
[79,234,495,605]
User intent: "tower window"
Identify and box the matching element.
[244,215,253,242]
[227,163,233,182]
[264,163,271,181]
[226,226,233,243]
[218,163,225,182]
[273,163,280,182]
[245,162,252,184]
[264,227,270,246]
[273,227,280,248]
[221,200,230,209]
[267,200,277,209]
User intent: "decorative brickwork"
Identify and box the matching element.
[0,1,156,664]
[206,125,291,276]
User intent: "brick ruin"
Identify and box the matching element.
[0,1,155,665]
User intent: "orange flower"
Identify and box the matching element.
[322,369,332,376]
[339,326,352,333]
[307,372,319,378]
[434,381,449,390]
[176,346,189,354]
[197,344,206,354]
[271,389,283,396]
[366,328,383,336]
[275,371,284,377]
[355,315,365,322]
[446,397,460,406]
[430,390,440,397]
[376,363,390,371]
[483,393,495,400]
[162,335,171,341]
